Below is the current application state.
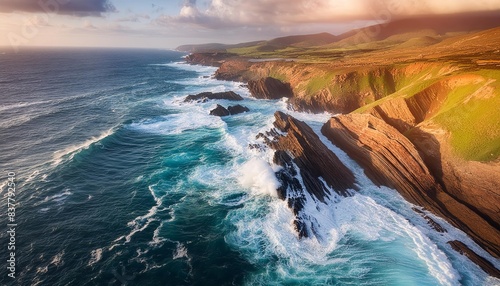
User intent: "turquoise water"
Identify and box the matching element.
[0,48,498,285]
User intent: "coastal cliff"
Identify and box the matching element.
[322,114,500,265]
[182,26,500,276]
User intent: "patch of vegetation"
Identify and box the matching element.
[305,72,335,94]
[432,70,500,161]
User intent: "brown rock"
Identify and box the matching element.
[322,114,442,206]
[322,114,500,262]
[184,91,243,102]
[271,112,356,198]
[407,124,500,258]
[448,240,500,279]
[247,77,294,99]
[185,52,238,67]
[263,112,356,238]
[214,60,252,81]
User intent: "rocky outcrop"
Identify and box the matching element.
[366,74,486,133]
[261,112,356,238]
[209,104,230,116]
[227,105,250,115]
[322,114,444,207]
[214,60,253,81]
[210,104,250,116]
[247,77,294,99]
[185,52,238,67]
[407,124,500,258]
[448,240,500,279]
[322,114,500,265]
[184,91,243,102]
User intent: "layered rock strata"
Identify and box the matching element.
[247,77,294,99]
[322,113,500,272]
[261,111,356,238]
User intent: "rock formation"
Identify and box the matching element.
[184,91,243,102]
[261,112,356,238]
[184,52,238,67]
[227,105,250,115]
[448,240,500,279]
[247,77,294,99]
[209,104,230,116]
[210,104,250,116]
[321,113,500,270]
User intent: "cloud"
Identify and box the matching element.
[116,13,150,23]
[159,0,500,29]
[83,20,97,30]
[0,0,116,16]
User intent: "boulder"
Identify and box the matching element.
[227,105,250,115]
[209,104,230,116]
[184,91,243,102]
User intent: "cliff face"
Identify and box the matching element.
[322,114,442,206]
[407,124,500,240]
[247,77,294,99]
[322,114,500,260]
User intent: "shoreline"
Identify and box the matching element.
[184,52,500,278]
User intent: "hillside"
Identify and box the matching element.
[177,11,500,55]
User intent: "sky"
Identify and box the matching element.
[0,0,499,50]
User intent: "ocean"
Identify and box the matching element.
[0,48,498,285]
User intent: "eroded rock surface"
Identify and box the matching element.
[247,77,294,99]
[261,111,356,238]
[322,113,500,262]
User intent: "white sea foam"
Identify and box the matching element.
[110,184,166,250]
[26,170,40,182]
[34,189,72,206]
[0,181,7,195]
[88,248,103,266]
[173,243,190,260]
[128,111,225,136]
[50,251,64,267]
[52,128,114,166]
[238,158,280,197]
[149,220,168,247]
[158,62,218,75]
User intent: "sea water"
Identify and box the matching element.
[0,48,498,285]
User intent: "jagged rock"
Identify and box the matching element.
[407,124,500,259]
[263,112,356,238]
[448,240,500,279]
[214,60,252,81]
[322,114,500,262]
[272,111,356,198]
[209,104,250,116]
[184,91,243,102]
[209,104,230,116]
[227,105,250,115]
[247,77,294,99]
[412,207,446,233]
[322,114,442,205]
